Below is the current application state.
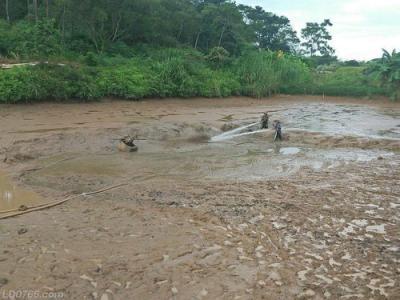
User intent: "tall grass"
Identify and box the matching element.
[236,51,311,97]
[311,67,386,97]
[0,64,99,103]
[0,48,391,103]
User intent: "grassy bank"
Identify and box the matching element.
[0,49,387,103]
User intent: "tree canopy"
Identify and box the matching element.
[301,19,334,57]
[0,0,334,58]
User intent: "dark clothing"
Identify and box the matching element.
[121,136,136,147]
[273,121,282,141]
[261,113,269,129]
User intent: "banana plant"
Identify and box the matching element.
[367,49,400,100]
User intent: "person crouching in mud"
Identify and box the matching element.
[260,112,269,129]
[273,120,283,141]
[118,136,138,152]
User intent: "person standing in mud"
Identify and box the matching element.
[261,112,269,129]
[273,120,283,141]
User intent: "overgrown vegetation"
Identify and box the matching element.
[366,50,400,100]
[0,1,397,103]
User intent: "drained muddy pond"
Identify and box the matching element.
[0,97,399,299]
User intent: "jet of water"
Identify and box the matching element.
[211,122,268,142]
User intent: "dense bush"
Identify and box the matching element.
[311,67,385,97]
[148,48,240,98]
[0,64,99,103]
[366,50,400,100]
[97,60,154,99]
[1,19,62,59]
[0,67,38,102]
[0,49,392,103]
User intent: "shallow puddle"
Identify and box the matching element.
[280,147,301,155]
[0,171,45,211]
[36,156,123,177]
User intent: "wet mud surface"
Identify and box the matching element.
[0,96,399,299]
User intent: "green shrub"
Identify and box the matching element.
[0,67,38,103]
[196,69,240,97]
[206,47,231,68]
[8,19,62,59]
[0,47,391,103]
[0,64,99,103]
[97,61,154,99]
[312,67,385,97]
[151,56,198,97]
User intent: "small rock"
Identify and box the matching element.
[197,288,208,298]
[156,280,168,286]
[239,255,253,261]
[272,222,287,230]
[298,289,316,298]
[255,245,264,252]
[204,245,222,254]
[171,287,178,295]
[224,241,233,246]
[80,274,97,288]
[18,228,28,235]
[100,294,109,300]
[249,214,264,224]
[269,263,282,268]
[268,271,281,282]
[238,223,248,230]
[257,280,266,286]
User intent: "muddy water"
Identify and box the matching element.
[2,97,400,185]
[34,140,394,183]
[277,103,400,139]
[0,171,45,211]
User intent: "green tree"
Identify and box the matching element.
[367,49,400,99]
[8,19,62,58]
[239,5,299,53]
[301,19,334,56]
[193,1,250,54]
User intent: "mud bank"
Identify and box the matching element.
[0,96,399,299]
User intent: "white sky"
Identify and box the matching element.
[236,0,400,61]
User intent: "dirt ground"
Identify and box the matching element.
[0,96,399,299]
